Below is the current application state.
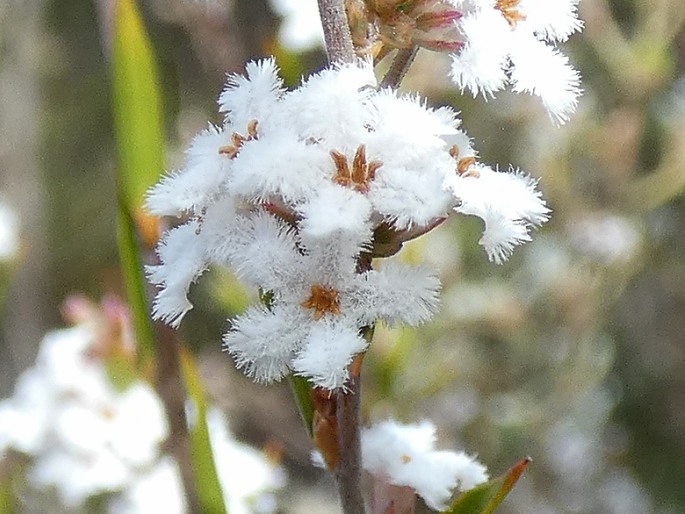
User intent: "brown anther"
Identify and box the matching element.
[461,168,480,178]
[302,284,341,320]
[331,144,382,193]
[496,0,526,28]
[449,144,460,159]
[247,119,258,138]
[218,120,259,159]
[401,454,412,464]
[457,156,478,176]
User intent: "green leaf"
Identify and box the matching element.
[0,473,18,514]
[111,0,165,369]
[289,374,315,437]
[444,458,531,514]
[112,0,165,210]
[180,346,229,514]
[116,206,156,370]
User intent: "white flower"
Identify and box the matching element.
[450,0,582,123]
[362,419,489,510]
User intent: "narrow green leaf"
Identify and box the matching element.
[111,0,165,369]
[112,0,164,210]
[444,457,531,514]
[289,374,315,437]
[0,474,17,514]
[116,206,156,369]
[180,347,228,514]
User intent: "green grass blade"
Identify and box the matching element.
[180,347,229,513]
[111,0,164,368]
[112,0,164,209]
[115,205,156,369]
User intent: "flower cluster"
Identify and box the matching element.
[147,59,547,389]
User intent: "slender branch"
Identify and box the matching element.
[380,47,419,90]
[335,373,365,514]
[155,324,202,514]
[317,0,355,64]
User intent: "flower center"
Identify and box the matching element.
[331,144,382,193]
[218,119,259,159]
[449,144,480,178]
[302,284,342,320]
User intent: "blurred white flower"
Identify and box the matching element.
[567,214,641,263]
[0,325,166,507]
[361,419,488,510]
[109,456,187,514]
[0,298,285,513]
[208,409,285,514]
[269,0,324,51]
[0,198,19,261]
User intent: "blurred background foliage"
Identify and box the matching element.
[1,0,685,512]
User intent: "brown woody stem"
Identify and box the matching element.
[380,47,419,89]
[317,0,356,64]
[335,367,366,514]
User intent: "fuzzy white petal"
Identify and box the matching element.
[147,220,206,326]
[292,320,368,389]
[447,166,549,262]
[281,63,376,149]
[370,90,460,150]
[219,58,284,129]
[224,306,305,383]
[519,0,583,41]
[358,263,441,326]
[146,126,228,216]
[215,211,300,292]
[368,161,455,230]
[296,184,373,243]
[228,133,330,204]
[450,10,511,97]
[509,34,581,124]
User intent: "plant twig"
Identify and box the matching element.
[317,0,355,64]
[380,47,419,89]
[335,372,365,514]
[156,324,202,514]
